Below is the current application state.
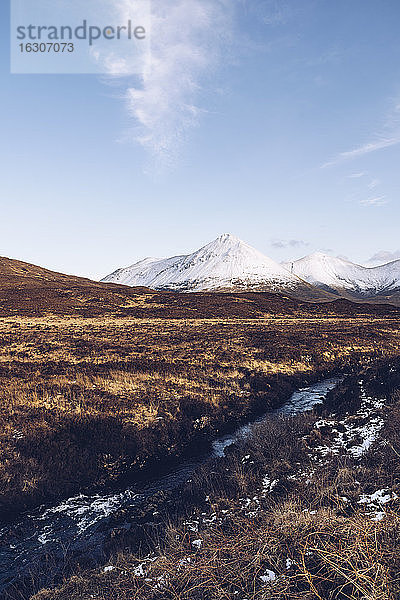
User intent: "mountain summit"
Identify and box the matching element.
[102,234,309,294]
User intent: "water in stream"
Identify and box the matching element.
[0,377,339,596]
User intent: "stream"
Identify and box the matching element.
[0,377,340,597]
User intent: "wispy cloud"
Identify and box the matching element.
[238,0,294,26]
[259,0,293,26]
[359,196,388,207]
[347,171,365,178]
[322,137,400,168]
[102,0,235,165]
[322,100,400,168]
[343,171,386,207]
[367,178,380,189]
[271,239,309,249]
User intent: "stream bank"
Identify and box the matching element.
[0,375,344,599]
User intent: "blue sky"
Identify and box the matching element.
[1,0,400,279]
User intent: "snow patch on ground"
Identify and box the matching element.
[103,565,115,573]
[357,488,398,521]
[261,475,279,495]
[260,569,277,584]
[312,385,385,461]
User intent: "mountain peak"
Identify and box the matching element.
[102,235,303,292]
[208,233,244,249]
[216,233,239,243]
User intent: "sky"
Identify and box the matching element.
[1,0,400,280]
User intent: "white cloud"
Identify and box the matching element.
[103,0,235,165]
[271,239,309,249]
[322,137,400,168]
[237,0,293,26]
[359,196,388,207]
[339,138,399,160]
[367,178,380,189]
[343,172,384,207]
[259,0,293,26]
[347,172,365,178]
[322,100,400,168]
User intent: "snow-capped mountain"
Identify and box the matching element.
[102,236,400,303]
[102,234,315,295]
[283,252,400,299]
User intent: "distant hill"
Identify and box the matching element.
[0,256,151,317]
[0,256,106,289]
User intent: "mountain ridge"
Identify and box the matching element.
[102,234,335,301]
[283,252,400,299]
[0,252,399,316]
[102,235,400,304]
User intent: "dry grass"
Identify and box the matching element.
[31,365,400,600]
[33,515,399,600]
[1,315,400,516]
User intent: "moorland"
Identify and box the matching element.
[0,256,399,518]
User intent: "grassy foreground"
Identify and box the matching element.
[0,311,400,517]
[32,361,400,600]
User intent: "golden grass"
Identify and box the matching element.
[1,315,400,516]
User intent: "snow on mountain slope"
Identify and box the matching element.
[101,255,185,287]
[284,252,400,297]
[102,234,306,293]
